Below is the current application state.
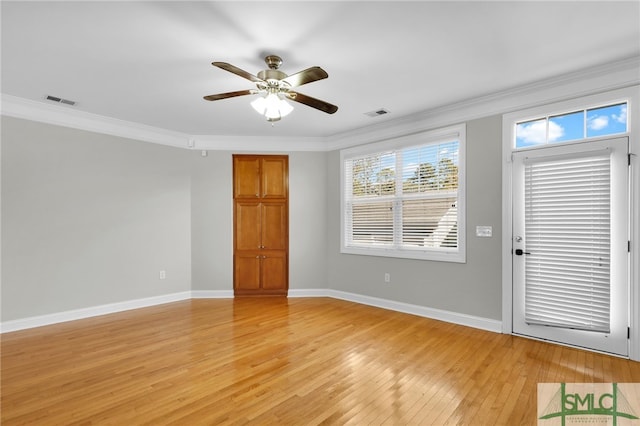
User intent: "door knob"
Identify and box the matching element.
[515,249,531,256]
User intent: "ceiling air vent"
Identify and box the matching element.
[364,108,389,117]
[46,95,76,106]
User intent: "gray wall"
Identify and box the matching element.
[1,117,192,321]
[2,113,499,323]
[326,116,503,320]
[288,151,328,290]
[190,150,328,291]
[190,151,233,291]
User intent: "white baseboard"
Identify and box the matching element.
[325,289,503,333]
[191,290,234,299]
[288,289,332,297]
[288,288,501,333]
[0,291,192,333]
[1,288,502,334]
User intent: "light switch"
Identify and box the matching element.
[476,226,493,237]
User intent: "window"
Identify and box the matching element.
[523,151,613,332]
[341,124,465,262]
[515,102,628,148]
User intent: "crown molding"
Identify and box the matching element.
[1,94,192,149]
[325,56,640,151]
[3,56,638,152]
[0,94,328,152]
[190,134,328,152]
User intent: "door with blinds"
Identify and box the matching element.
[512,137,629,356]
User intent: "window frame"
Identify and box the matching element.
[514,101,628,149]
[501,86,639,360]
[340,124,466,262]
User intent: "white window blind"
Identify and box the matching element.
[342,126,465,262]
[523,151,611,332]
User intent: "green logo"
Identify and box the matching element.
[539,383,639,425]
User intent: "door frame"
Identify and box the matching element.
[501,87,640,360]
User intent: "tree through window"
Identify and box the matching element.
[341,125,466,262]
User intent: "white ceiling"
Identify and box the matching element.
[2,1,639,139]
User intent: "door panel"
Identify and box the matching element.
[234,254,261,291]
[234,157,260,198]
[512,138,629,356]
[235,202,261,251]
[261,252,287,290]
[261,203,287,250]
[261,157,287,198]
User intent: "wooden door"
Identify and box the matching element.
[234,155,287,199]
[234,157,261,198]
[261,202,287,250]
[261,157,288,198]
[233,155,288,296]
[261,251,287,290]
[234,253,261,290]
[235,202,261,251]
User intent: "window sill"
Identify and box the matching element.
[341,245,466,263]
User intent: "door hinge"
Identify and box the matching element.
[629,240,632,253]
[629,153,632,166]
[628,327,631,339]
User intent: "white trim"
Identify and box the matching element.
[326,289,502,333]
[295,289,502,333]
[0,95,191,149]
[628,87,640,362]
[190,290,234,299]
[339,124,466,263]
[288,289,331,297]
[191,135,328,152]
[0,291,191,333]
[0,95,326,152]
[630,147,640,361]
[501,85,640,361]
[2,57,638,153]
[0,289,501,334]
[501,116,515,334]
[326,56,640,151]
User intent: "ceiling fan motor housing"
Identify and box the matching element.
[264,55,283,69]
[258,55,290,92]
[257,67,290,93]
[257,69,287,82]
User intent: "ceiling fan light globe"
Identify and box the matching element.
[251,93,293,121]
[250,96,268,115]
[277,96,294,117]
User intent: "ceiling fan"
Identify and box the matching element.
[203,55,338,122]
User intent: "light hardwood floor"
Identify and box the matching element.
[2,298,639,425]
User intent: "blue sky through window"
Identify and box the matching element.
[549,111,583,143]
[587,104,628,138]
[515,103,627,148]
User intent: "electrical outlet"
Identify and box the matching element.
[384,273,390,283]
[159,270,166,280]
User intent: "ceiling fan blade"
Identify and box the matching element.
[203,89,256,101]
[212,62,264,83]
[281,67,328,88]
[286,91,338,114]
